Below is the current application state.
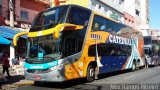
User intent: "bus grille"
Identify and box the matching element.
[27,68,51,74]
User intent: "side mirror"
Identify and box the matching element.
[53,29,60,39]
[13,32,28,46]
[52,23,84,39]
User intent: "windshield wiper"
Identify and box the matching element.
[44,56,55,60]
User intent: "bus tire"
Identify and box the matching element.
[86,65,95,82]
[132,59,136,71]
[137,59,140,70]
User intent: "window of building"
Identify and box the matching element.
[136,9,140,16]
[119,0,124,8]
[21,11,28,20]
[99,5,101,10]
[91,2,96,11]
[119,0,124,5]
[104,9,108,16]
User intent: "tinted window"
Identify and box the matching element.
[61,29,87,57]
[67,7,91,26]
[30,6,68,32]
[92,15,127,33]
[88,43,131,56]
[92,15,106,31]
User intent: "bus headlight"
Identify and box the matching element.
[24,67,28,71]
[50,63,64,71]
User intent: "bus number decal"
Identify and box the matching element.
[91,34,102,40]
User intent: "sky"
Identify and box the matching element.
[150,0,160,29]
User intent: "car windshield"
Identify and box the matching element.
[30,6,69,32]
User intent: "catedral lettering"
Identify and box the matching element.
[30,65,44,69]
[13,4,144,83]
[109,34,132,45]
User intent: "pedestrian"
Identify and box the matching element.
[144,54,149,68]
[2,53,11,78]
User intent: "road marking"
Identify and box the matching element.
[124,75,136,80]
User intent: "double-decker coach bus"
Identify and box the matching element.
[13,4,144,83]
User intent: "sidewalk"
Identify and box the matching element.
[0,64,34,89]
[0,75,34,89]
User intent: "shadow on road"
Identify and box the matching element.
[33,78,87,89]
[24,67,149,90]
[0,75,25,87]
[98,69,132,80]
[31,70,133,89]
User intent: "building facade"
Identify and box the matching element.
[0,0,49,29]
[0,0,49,66]
[124,0,142,30]
[124,0,150,36]
[140,0,150,36]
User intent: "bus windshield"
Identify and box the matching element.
[30,6,69,32]
[26,5,91,63]
[27,34,62,62]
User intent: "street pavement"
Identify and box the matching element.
[14,66,160,90]
[0,65,33,90]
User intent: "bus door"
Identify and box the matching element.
[63,37,77,57]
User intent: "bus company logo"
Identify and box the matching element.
[91,34,102,40]
[30,65,44,69]
[109,34,132,45]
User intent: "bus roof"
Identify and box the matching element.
[45,4,92,12]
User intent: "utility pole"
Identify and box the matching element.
[9,0,15,67]
[9,0,14,27]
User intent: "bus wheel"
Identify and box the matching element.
[137,59,140,70]
[86,65,95,82]
[132,59,136,71]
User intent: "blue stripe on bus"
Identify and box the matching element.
[99,56,128,74]
[24,60,58,70]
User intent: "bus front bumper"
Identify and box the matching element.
[24,69,66,82]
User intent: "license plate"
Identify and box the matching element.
[34,76,42,80]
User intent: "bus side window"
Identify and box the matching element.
[110,49,115,56]
[67,7,91,26]
[92,15,106,31]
